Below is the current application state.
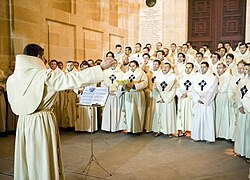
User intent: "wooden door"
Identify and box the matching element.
[188,0,246,52]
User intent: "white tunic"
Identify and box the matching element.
[191,71,218,142]
[234,77,250,158]
[152,71,177,135]
[123,68,148,133]
[7,55,105,180]
[101,67,125,132]
[176,71,195,132]
[215,71,235,140]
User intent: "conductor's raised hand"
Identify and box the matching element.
[100,57,115,70]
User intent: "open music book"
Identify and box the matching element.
[79,87,109,106]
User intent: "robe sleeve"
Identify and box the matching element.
[134,72,148,91]
[200,78,218,106]
[45,66,104,91]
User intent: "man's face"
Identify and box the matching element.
[156,52,164,61]
[177,54,185,63]
[122,55,129,65]
[196,54,203,63]
[177,46,182,53]
[88,60,95,67]
[219,48,226,57]
[243,65,250,76]
[163,48,169,56]
[200,64,208,74]
[73,62,79,70]
[143,55,150,64]
[182,45,188,53]
[66,63,74,72]
[211,54,219,64]
[156,43,162,50]
[80,65,89,71]
[185,64,193,74]
[226,56,233,65]
[153,61,160,71]
[125,48,131,56]
[217,43,224,49]
[58,63,63,70]
[130,62,137,72]
[162,64,171,74]
[50,62,57,70]
[116,47,122,54]
[111,61,118,70]
[224,43,231,51]
[135,44,141,53]
[143,48,149,54]
[239,45,247,54]
[217,64,226,76]
[106,53,113,58]
[199,48,205,54]
[170,44,176,52]
[237,63,244,74]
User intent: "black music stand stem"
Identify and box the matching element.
[82,105,112,179]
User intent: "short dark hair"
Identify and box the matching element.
[239,43,247,48]
[177,52,186,59]
[157,50,165,56]
[143,46,150,52]
[66,60,73,64]
[23,44,44,57]
[237,60,246,66]
[153,59,161,65]
[196,52,204,58]
[201,61,209,67]
[186,62,194,68]
[164,62,171,67]
[115,44,122,48]
[212,52,221,60]
[142,53,150,58]
[106,51,115,58]
[130,60,139,67]
[219,47,227,53]
[50,59,57,64]
[125,46,132,51]
[226,53,234,59]
[135,43,142,47]
[80,60,90,68]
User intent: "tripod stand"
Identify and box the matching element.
[82,105,112,179]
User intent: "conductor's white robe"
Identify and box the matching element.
[152,71,177,135]
[234,77,250,158]
[123,68,148,133]
[176,71,195,132]
[7,55,105,180]
[191,71,218,142]
[215,71,235,140]
[101,67,125,132]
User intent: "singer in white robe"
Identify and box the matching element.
[234,75,250,161]
[176,63,195,134]
[191,62,218,143]
[6,44,114,180]
[152,63,177,135]
[101,63,125,132]
[215,63,234,140]
[123,60,148,133]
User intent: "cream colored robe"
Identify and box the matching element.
[152,71,177,135]
[101,67,125,132]
[0,70,6,132]
[176,71,195,132]
[234,76,250,158]
[123,68,148,133]
[191,71,218,142]
[215,71,235,140]
[7,55,105,180]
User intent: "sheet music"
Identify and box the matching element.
[79,87,109,106]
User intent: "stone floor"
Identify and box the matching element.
[0,130,249,180]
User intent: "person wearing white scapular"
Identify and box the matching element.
[234,66,250,163]
[122,60,148,133]
[191,61,218,143]
[152,62,177,137]
[101,57,125,132]
[6,44,114,180]
[176,62,195,137]
[215,63,235,140]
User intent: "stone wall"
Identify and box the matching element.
[0,0,140,70]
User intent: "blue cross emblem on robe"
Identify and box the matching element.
[152,76,156,83]
[236,78,241,85]
[184,80,192,90]
[109,74,116,84]
[160,81,167,91]
[240,85,248,99]
[129,74,135,83]
[198,80,207,91]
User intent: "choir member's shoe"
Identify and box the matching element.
[205,141,212,144]
[193,139,200,142]
[154,132,162,137]
[246,159,250,163]
[178,133,184,137]
[168,134,173,138]
[121,130,128,134]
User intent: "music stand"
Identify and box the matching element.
[78,87,111,179]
